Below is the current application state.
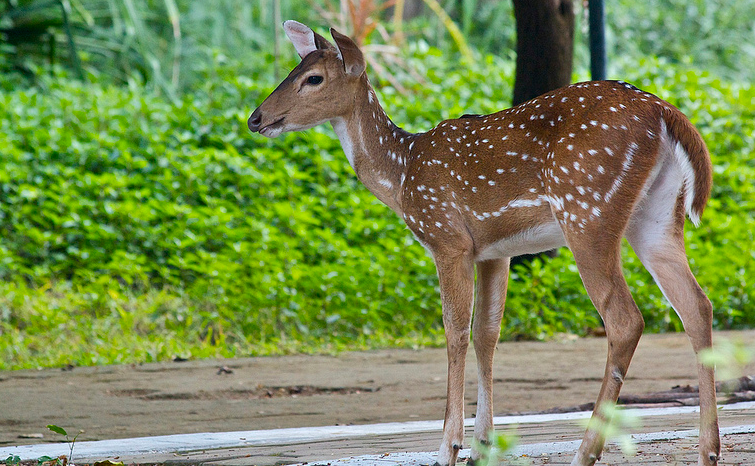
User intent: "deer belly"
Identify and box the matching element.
[475,221,566,261]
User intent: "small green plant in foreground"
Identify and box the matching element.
[699,338,755,382]
[582,402,642,457]
[45,425,82,465]
[34,456,64,466]
[471,430,527,465]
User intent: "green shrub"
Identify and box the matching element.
[608,0,755,81]
[0,49,752,370]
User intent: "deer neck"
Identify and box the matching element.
[330,77,415,215]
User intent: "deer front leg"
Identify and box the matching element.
[434,247,476,466]
[470,258,510,463]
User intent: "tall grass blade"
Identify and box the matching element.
[163,0,181,89]
[59,0,85,79]
[392,0,405,44]
[421,0,473,62]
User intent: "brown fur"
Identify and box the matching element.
[661,104,713,219]
[249,23,720,466]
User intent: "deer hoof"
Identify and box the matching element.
[701,452,719,465]
[571,451,599,466]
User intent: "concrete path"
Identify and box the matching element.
[2,330,755,465]
[2,402,755,465]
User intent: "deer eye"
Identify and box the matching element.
[306,75,324,85]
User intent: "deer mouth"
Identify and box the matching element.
[259,117,286,137]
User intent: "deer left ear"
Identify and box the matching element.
[283,20,336,59]
[283,21,316,58]
[330,28,365,77]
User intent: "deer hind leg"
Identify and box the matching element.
[434,244,476,466]
[626,194,719,466]
[469,258,510,463]
[568,236,645,466]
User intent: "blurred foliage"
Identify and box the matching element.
[607,0,755,81]
[1,0,314,94]
[0,0,82,78]
[3,0,755,92]
[0,0,754,369]
[0,45,753,369]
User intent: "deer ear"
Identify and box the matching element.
[313,30,337,53]
[330,28,365,77]
[283,20,318,58]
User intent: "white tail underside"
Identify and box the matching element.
[662,120,700,226]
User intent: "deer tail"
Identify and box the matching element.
[660,105,713,227]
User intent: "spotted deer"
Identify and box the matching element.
[248,21,719,466]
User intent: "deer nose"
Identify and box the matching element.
[248,110,262,133]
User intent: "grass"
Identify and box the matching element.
[1,1,754,370]
[0,280,446,370]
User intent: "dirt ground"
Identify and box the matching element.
[2,330,754,448]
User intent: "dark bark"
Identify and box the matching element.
[527,376,755,415]
[510,0,574,266]
[512,0,575,105]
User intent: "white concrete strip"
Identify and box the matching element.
[515,423,755,456]
[284,424,755,466]
[1,401,753,461]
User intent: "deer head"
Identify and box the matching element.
[248,21,366,138]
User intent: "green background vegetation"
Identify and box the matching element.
[0,0,753,370]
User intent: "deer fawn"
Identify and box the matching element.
[248,21,719,466]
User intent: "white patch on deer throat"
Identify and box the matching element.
[331,118,359,169]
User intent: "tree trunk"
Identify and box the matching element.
[512,0,574,106]
[511,0,574,266]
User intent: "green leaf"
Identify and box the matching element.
[46,424,67,436]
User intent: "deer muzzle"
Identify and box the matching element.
[248,107,286,138]
[247,108,263,133]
